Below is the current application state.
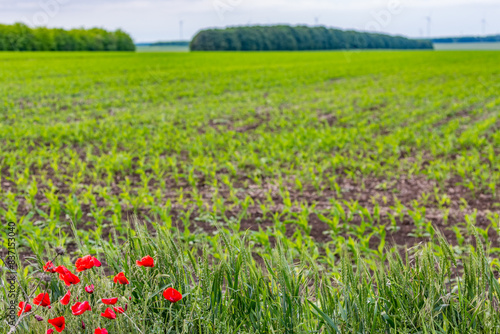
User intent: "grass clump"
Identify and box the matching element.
[2,221,500,333]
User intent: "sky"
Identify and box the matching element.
[1,0,499,42]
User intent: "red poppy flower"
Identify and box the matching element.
[85,284,95,294]
[60,290,71,305]
[48,316,65,333]
[95,328,108,334]
[75,255,102,272]
[47,329,54,334]
[55,265,69,275]
[17,302,32,316]
[102,298,118,305]
[61,271,80,285]
[136,255,154,267]
[55,266,80,286]
[113,272,129,285]
[101,308,116,319]
[33,293,51,307]
[113,306,125,314]
[43,261,56,273]
[71,301,92,316]
[163,288,182,303]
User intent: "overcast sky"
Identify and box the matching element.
[1,0,499,42]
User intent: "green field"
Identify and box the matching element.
[2,51,500,333]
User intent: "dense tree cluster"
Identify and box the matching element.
[0,23,135,51]
[190,25,433,51]
[433,35,500,43]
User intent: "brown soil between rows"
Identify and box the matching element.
[1,158,499,259]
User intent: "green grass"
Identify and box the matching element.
[3,221,500,333]
[1,50,500,332]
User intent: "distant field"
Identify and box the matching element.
[434,42,500,50]
[136,43,500,52]
[136,44,189,52]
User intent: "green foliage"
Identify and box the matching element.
[2,222,500,333]
[190,25,434,51]
[0,23,135,51]
[0,51,499,263]
[0,50,499,332]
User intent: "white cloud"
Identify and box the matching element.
[0,0,498,41]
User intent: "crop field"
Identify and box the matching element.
[135,45,189,52]
[434,42,500,50]
[2,50,500,255]
[2,50,500,333]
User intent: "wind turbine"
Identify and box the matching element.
[314,16,320,26]
[425,15,432,37]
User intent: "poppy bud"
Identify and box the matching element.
[48,305,52,310]
[124,304,128,311]
[35,315,43,321]
[129,297,132,300]
[85,284,95,294]
[81,320,85,329]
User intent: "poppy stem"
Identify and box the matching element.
[121,311,144,334]
[7,253,61,334]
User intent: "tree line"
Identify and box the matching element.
[151,41,190,46]
[0,23,135,51]
[190,25,434,51]
[433,35,500,43]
